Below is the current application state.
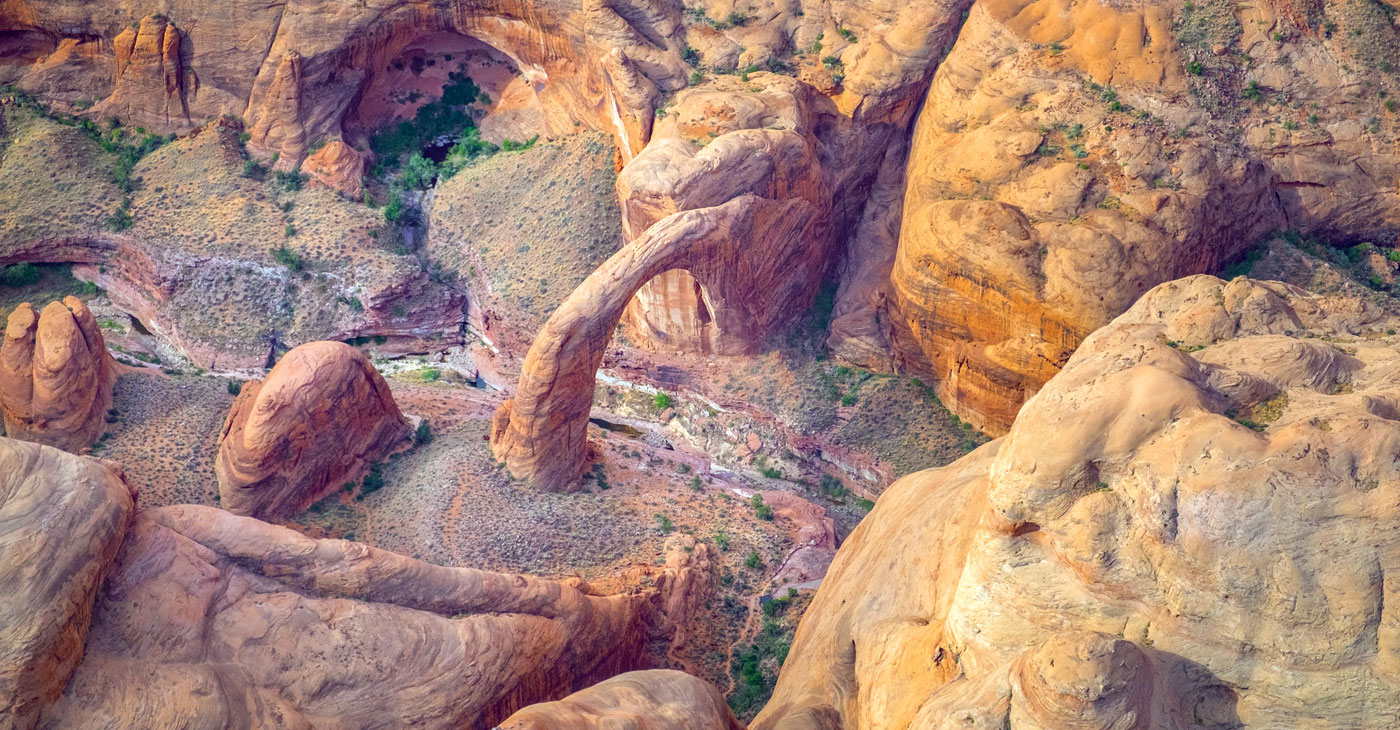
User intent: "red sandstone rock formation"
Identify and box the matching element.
[0,438,133,730]
[95,15,190,131]
[491,194,827,491]
[39,504,649,729]
[0,297,116,453]
[299,140,371,199]
[216,341,412,519]
[756,275,1400,729]
[499,670,743,730]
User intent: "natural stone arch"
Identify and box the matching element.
[490,194,828,491]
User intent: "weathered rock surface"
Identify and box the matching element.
[887,0,1400,434]
[299,140,370,199]
[499,670,742,730]
[0,438,133,730]
[756,275,1400,729]
[216,341,411,519]
[0,297,116,452]
[39,504,648,729]
[95,15,190,132]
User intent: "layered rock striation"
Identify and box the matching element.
[0,439,133,730]
[39,504,649,729]
[756,275,1400,729]
[0,297,116,452]
[499,670,743,730]
[216,341,412,519]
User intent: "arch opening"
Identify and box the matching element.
[490,194,829,492]
[622,269,721,353]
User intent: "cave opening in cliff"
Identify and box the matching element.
[351,31,546,166]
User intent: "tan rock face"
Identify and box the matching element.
[0,297,116,453]
[616,77,830,354]
[887,0,1400,434]
[499,670,742,730]
[757,275,1400,730]
[95,14,190,131]
[39,505,648,729]
[216,341,411,519]
[299,140,370,199]
[0,438,134,730]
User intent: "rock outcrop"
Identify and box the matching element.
[0,297,116,453]
[756,275,1400,729]
[0,438,134,730]
[39,504,648,729]
[499,670,742,730]
[216,341,411,519]
[95,15,191,132]
[299,140,370,199]
[886,0,1400,434]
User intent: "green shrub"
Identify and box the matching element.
[501,136,538,152]
[272,170,306,192]
[357,463,386,499]
[819,474,848,500]
[713,531,731,551]
[654,391,673,410]
[751,494,774,520]
[744,550,763,569]
[271,246,305,272]
[415,419,433,445]
[106,205,133,232]
[226,380,242,396]
[0,263,41,287]
[655,513,675,534]
[370,71,482,162]
[399,152,438,189]
[384,189,408,224]
[438,127,499,178]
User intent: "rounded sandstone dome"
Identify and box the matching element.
[216,340,411,519]
[1015,633,1150,730]
[0,297,115,453]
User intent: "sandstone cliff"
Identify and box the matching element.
[886,0,1400,433]
[0,439,133,730]
[216,341,412,519]
[755,275,1400,729]
[0,297,116,452]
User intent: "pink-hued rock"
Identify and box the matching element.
[0,297,116,453]
[0,438,133,730]
[39,504,649,730]
[216,341,411,519]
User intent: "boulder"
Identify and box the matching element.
[757,276,1400,730]
[0,438,133,730]
[216,340,411,519]
[0,297,116,453]
[498,670,742,730]
[299,140,370,199]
